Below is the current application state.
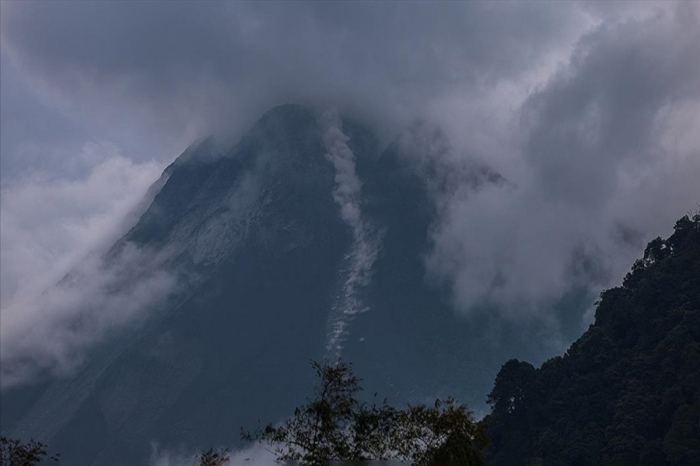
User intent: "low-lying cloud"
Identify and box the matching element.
[149,442,274,466]
[0,143,171,388]
[426,4,700,322]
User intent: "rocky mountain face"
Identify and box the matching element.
[1,104,581,465]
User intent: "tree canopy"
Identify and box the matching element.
[241,360,488,465]
[484,214,700,465]
[0,437,59,466]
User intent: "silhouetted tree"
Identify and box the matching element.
[484,214,700,466]
[241,360,487,465]
[197,447,229,466]
[0,437,59,466]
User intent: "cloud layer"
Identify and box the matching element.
[426,3,700,321]
[0,1,594,148]
[149,443,274,466]
[0,144,170,387]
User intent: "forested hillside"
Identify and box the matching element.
[485,215,700,466]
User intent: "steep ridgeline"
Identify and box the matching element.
[485,215,700,466]
[1,104,584,466]
[4,105,359,465]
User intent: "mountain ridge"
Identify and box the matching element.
[2,104,589,465]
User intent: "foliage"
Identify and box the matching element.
[242,360,487,465]
[197,447,230,466]
[0,437,59,466]
[396,398,489,466]
[484,214,700,465]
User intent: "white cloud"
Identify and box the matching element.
[0,142,172,387]
[149,442,275,466]
[1,142,163,304]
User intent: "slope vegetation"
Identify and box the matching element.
[485,215,700,465]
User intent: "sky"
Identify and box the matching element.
[1,0,699,389]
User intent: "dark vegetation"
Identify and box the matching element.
[0,437,58,465]
[241,360,488,465]
[196,448,230,466]
[484,214,700,465]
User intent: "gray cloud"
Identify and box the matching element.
[523,6,700,209]
[426,3,700,322]
[0,241,176,389]
[0,1,593,148]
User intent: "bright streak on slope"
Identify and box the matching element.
[320,110,380,354]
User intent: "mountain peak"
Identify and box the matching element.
[5,104,512,466]
[166,136,222,172]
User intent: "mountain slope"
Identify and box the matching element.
[2,104,589,465]
[485,215,700,465]
[5,105,357,465]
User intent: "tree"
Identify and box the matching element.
[242,359,487,465]
[396,398,488,466]
[487,359,536,419]
[484,214,700,465]
[0,437,59,466]
[197,448,229,466]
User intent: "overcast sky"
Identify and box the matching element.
[1,1,699,387]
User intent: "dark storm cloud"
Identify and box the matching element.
[1,1,588,142]
[523,8,700,209]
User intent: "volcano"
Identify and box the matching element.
[1,104,584,465]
